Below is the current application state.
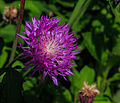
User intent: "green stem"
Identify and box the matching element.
[108,0,120,22]
[8,0,25,66]
[68,0,91,27]
[101,66,111,92]
[108,0,116,16]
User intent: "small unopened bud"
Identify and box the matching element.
[49,11,53,17]
[77,81,100,103]
[3,5,18,23]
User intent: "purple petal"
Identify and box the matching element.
[52,76,58,86]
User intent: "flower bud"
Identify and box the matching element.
[77,81,100,103]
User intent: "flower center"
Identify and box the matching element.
[46,41,57,55]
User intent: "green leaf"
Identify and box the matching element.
[112,46,120,56]
[13,1,50,19]
[91,20,104,33]
[70,15,91,33]
[107,73,120,83]
[69,65,95,102]
[101,8,107,15]
[93,94,111,103]
[23,78,35,91]
[92,20,102,27]
[0,0,5,13]
[101,50,109,66]
[104,85,112,98]
[112,35,120,56]
[0,72,5,83]
[0,24,16,43]
[69,65,95,89]
[0,47,8,68]
[24,1,43,17]
[113,90,120,103]
[107,55,120,69]
[12,60,24,68]
[23,77,72,103]
[53,87,72,103]
[82,32,99,61]
[82,32,108,65]
[62,89,72,103]
[68,0,91,30]
[97,76,103,90]
[0,69,23,103]
[48,4,68,23]
[114,2,120,22]
[79,66,95,84]
[56,0,74,8]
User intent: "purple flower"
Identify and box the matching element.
[115,0,119,2]
[17,16,79,86]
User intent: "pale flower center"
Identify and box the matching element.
[46,41,57,54]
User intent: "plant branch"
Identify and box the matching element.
[8,0,25,66]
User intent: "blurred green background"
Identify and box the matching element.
[0,0,120,103]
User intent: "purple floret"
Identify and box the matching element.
[17,16,79,86]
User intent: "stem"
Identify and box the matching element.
[8,0,25,65]
[108,0,116,16]
[101,66,110,92]
[108,0,120,22]
[5,54,23,68]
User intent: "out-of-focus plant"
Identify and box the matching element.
[77,81,100,103]
[3,5,18,23]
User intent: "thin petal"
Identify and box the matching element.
[17,33,30,40]
[41,71,47,83]
[52,76,58,86]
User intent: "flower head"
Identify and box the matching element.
[77,81,100,103]
[17,16,79,86]
[3,5,18,23]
